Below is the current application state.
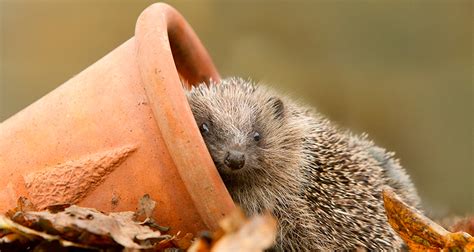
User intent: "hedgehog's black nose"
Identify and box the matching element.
[224,150,245,170]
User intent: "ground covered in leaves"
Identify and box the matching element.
[0,190,472,251]
[0,195,276,251]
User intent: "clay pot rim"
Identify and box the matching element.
[135,3,235,230]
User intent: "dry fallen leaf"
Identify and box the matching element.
[188,208,277,252]
[1,196,278,251]
[11,205,165,249]
[0,195,180,251]
[211,213,277,252]
[383,188,474,251]
[5,197,37,218]
[134,193,156,222]
[0,214,88,248]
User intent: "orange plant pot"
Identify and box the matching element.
[0,3,235,234]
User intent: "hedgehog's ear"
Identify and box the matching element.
[268,97,285,119]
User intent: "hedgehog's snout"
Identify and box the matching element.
[224,150,246,170]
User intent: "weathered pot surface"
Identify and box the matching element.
[0,3,235,234]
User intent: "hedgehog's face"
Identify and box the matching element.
[186,80,301,187]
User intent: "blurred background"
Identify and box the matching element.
[0,1,472,215]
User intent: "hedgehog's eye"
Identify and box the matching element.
[200,122,210,134]
[253,132,261,142]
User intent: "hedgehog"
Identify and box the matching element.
[185,77,420,251]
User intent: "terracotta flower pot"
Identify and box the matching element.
[0,3,235,234]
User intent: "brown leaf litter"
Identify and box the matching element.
[383,188,474,251]
[0,195,277,251]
